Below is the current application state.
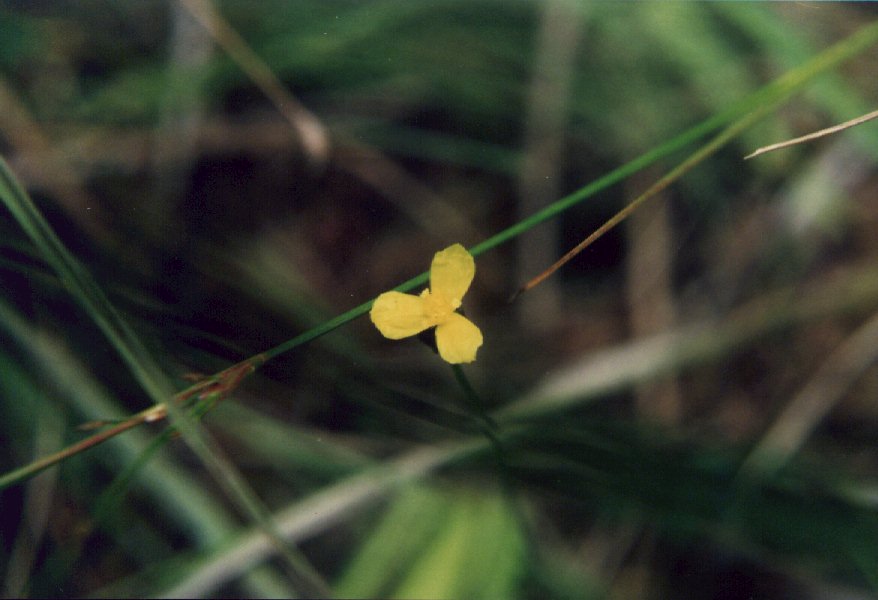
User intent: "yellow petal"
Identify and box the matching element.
[430,244,474,304]
[370,291,432,339]
[435,312,483,364]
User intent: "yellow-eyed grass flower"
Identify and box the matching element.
[370,244,483,364]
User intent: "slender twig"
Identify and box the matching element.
[745,108,878,159]
[511,112,760,301]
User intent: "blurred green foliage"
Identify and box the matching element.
[2,1,878,598]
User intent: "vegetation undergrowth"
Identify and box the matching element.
[2,3,878,598]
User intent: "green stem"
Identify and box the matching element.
[449,365,525,529]
[262,272,429,361]
[449,364,508,482]
[451,364,497,434]
[0,415,147,490]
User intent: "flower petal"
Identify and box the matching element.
[370,291,433,339]
[430,244,474,304]
[435,312,483,364]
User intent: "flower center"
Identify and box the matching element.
[420,288,460,324]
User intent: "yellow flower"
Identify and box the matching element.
[370,244,483,364]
